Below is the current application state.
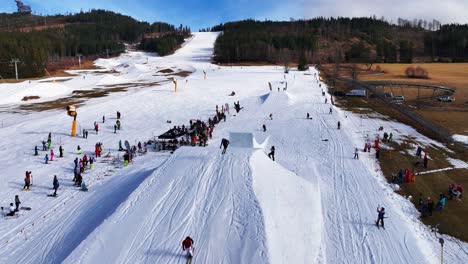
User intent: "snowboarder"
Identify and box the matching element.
[6,203,15,217]
[14,195,21,212]
[337,121,341,129]
[83,129,86,139]
[376,207,385,228]
[354,148,359,159]
[269,113,273,120]
[114,124,117,133]
[85,130,89,138]
[50,149,54,161]
[102,115,105,123]
[81,182,88,192]
[34,146,39,156]
[329,107,333,114]
[262,124,266,132]
[268,146,275,161]
[94,123,99,134]
[59,145,63,158]
[325,98,328,104]
[77,145,82,155]
[116,120,121,130]
[182,236,194,259]
[52,175,59,197]
[220,138,230,154]
[89,157,94,170]
[42,140,47,151]
[44,154,49,164]
[74,157,79,168]
[23,171,32,190]
[117,111,121,119]
[119,140,124,151]
[306,113,310,119]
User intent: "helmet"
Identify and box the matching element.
[381,207,385,211]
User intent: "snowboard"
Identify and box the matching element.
[20,207,31,211]
[47,194,58,197]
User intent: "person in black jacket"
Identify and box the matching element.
[268,146,276,161]
[220,138,230,154]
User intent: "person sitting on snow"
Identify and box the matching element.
[81,182,88,192]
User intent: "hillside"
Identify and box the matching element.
[0,10,190,78]
[212,18,468,65]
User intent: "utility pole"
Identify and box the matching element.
[106,49,110,59]
[10,59,20,80]
[76,54,82,68]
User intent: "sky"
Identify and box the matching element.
[1,0,468,30]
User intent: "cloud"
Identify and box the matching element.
[298,0,468,24]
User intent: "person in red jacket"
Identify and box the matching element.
[182,236,194,258]
[405,169,411,183]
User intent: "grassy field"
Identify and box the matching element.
[352,63,468,136]
[360,63,468,106]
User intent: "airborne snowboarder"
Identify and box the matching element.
[268,146,276,161]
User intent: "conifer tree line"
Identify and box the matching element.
[211,18,468,65]
[0,10,189,78]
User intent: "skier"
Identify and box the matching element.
[44,154,49,164]
[220,138,230,154]
[354,148,359,159]
[14,195,21,212]
[50,149,54,161]
[268,146,275,161]
[34,146,39,156]
[329,107,333,114]
[262,124,266,132]
[102,115,105,123]
[59,145,63,158]
[337,121,341,130]
[306,113,310,119]
[47,132,52,149]
[42,140,47,151]
[376,207,385,228]
[52,175,59,197]
[182,236,194,259]
[74,157,79,168]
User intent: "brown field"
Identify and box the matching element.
[360,63,468,106]
[352,63,468,136]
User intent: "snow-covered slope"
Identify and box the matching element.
[0,32,467,264]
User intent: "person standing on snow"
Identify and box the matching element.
[77,145,82,155]
[52,175,59,197]
[329,107,333,114]
[337,121,341,129]
[14,195,21,212]
[59,145,63,158]
[50,149,54,161]
[34,146,39,156]
[102,115,105,123]
[262,124,266,132]
[182,236,194,259]
[220,138,230,154]
[427,197,434,216]
[268,146,276,161]
[95,123,99,134]
[376,207,385,228]
[42,140,47,151]
[423,153,428,168]
[354,148,359,159]
[23,171,32,190]
[44,154,49,164]
[6,203,16,216]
